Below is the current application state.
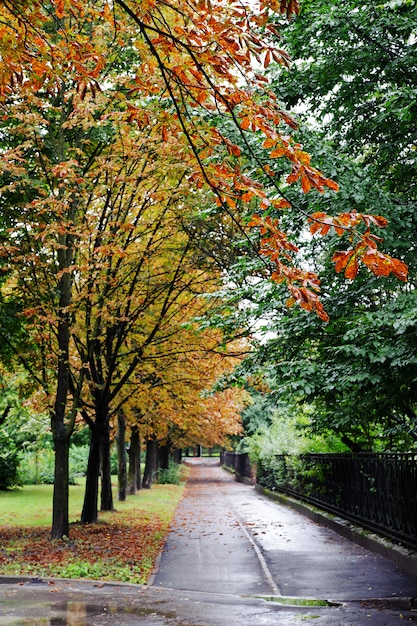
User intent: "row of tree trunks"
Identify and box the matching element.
[81,407,183,521]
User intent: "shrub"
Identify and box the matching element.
[0,429,19,489]
[17,446,83,485]
[69,444,90,476]
[157,462,182,485]
[17,448,55,485]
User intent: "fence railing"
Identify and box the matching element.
[221,452,417,551]
[221,451,253,479]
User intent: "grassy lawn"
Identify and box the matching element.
[0,477,186,584]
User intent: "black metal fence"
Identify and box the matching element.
[221,451,253,479]
[222,452,417,551]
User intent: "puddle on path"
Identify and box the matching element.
[255,596,340,607]
[0,600,178,625]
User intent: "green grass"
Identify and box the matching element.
[0,482,85,526]
[0,477,185,527]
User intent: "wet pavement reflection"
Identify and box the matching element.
[0,598,178,625]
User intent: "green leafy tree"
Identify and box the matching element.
[231,0,417,450]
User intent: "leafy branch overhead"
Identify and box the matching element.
[309,211,408,283]
[111,0,407,319]
[0,0,407,324]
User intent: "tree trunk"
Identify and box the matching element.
[100,420,114,512]
[81,428,100,524]
[50,265,73,540]
[142,436,158,489]
[172,448,182,464]
[81,392,114,517]
[51,426,70,539]
[117,410,127,502]
[158,442,170,470]
[127,425,140,495]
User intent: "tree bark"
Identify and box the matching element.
[51,264,73,540]
[100,419,114,512]
[158,442,170,470]
[172,448,182,464]
[51,426,70,539]
[81,390,114,521]
[142,436,158,489]
[127,425,140,495]
[81,428,100,524]
[117,410,127,501]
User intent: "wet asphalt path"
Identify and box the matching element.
[1,458,417,625]
[152,458,417,620]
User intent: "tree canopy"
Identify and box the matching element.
[0,0,412,538]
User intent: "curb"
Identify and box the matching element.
[255,484,417,580]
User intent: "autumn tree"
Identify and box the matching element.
[127,316,246,488]
[77,201,228,522]
[104,254,247,494]
[112,0,407,309]
[0,0,196,535]
[0,1,112,536]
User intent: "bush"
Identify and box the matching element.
[157,462,182,485]
[69,444,90,476]
[0,429,19,489]
[17,448,55,485]
[16,442,116,485]
[17,445,86,485]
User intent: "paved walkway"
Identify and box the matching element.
[1,459,417,625]
[154,459,417,602]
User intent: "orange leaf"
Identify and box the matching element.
[270,147,286,158]
[362,251,408,281]
[247,213,262,228]
[262,138,277,149]
[272,198,291,209]
[189,67,204,83]
[366,214,389,228]
[332,250,355,273]
[286,171,300,184]
[55,0,65,18]
[344,254,359,279]
[240,117,251,130]
[300,174,312,193]
[391,258,408,281]
[309,211,327,222]
[241,191,254,203]
[323,178,339,192]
